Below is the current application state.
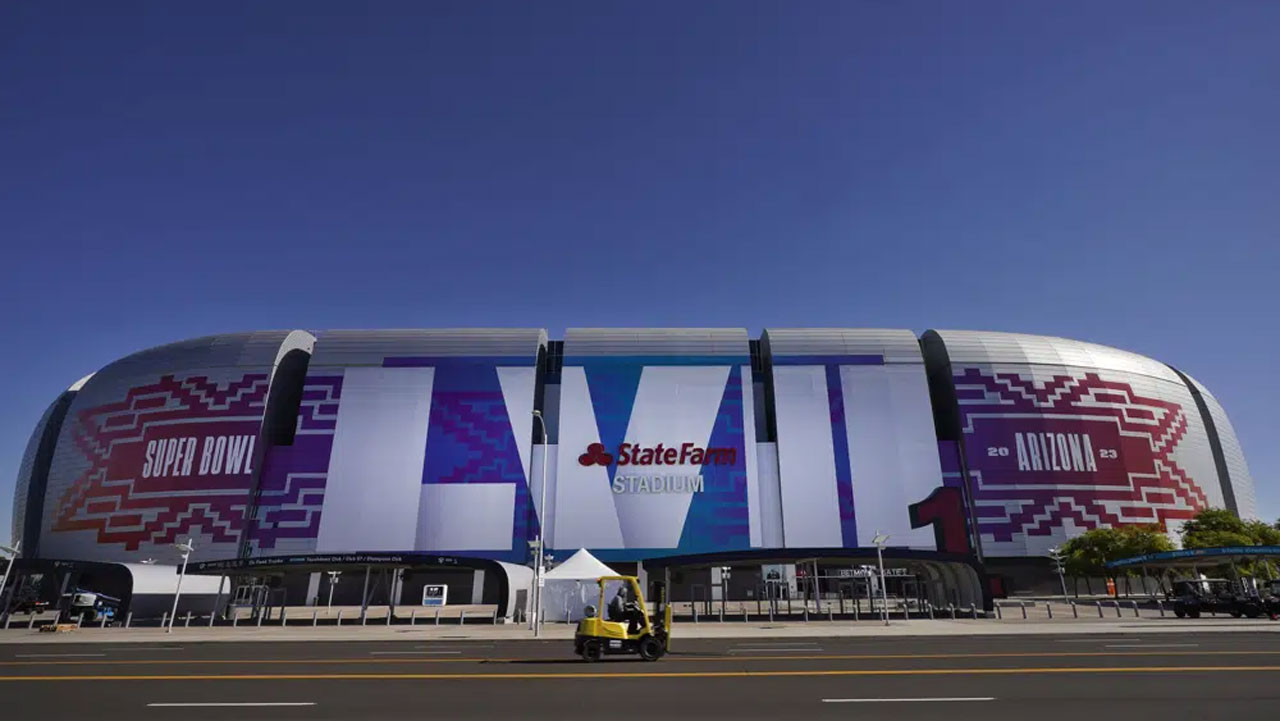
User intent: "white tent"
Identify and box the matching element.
[541,549,617,623]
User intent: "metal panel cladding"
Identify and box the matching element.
[12,396,62,548]
[1182,373,1257,520]
[259,329,547,564]
[765,329,961,553]
[551,329,756,560]
[932,330,1222,557]
[40,333,293,563]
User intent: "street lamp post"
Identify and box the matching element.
[1049,547,1069,603]
[327,571,341,608]
[719,566,732,617]
[168,539,194,633]
[0,542,20,624]
[872,532,890,626]
[531,410,549,638]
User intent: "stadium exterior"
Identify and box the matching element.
[7,328,1258,617]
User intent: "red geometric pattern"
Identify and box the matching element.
[51,373,268,550]
[954,368,1209,545]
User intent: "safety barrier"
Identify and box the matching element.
[986,598,1169,621]
[994,600,1032,619]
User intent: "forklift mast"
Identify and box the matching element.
[650,579,671,646]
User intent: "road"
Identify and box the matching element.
[2,633,1278,720]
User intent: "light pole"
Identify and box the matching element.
[0,542,19,623]
[872,532,890,626]
[719,566,732,617]
[1048,546,1069,603]
[327,571,341,608]
[167,538,194,633]
[531,409,549,638]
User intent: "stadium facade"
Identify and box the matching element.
[8,328,1258,613]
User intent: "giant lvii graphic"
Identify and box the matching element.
[13,328,1256,570]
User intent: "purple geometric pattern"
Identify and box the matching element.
[246,375,343,552]
[422,392,527,485]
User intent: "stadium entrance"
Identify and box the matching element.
[643,548,990,620]
[186,553,533,624]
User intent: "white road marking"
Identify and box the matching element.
[823,697,996,704]
[1105,643,1200,648]
[1055,638,1140,643]
[112,647,186,652]
[414,648,488,655]
[729,647,824,653]
[147,702,315,707]
[369,650,461,655]
[14,653,106,658]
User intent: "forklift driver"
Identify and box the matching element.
[607,585,645,634]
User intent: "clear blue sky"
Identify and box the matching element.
[2,1,1277,544]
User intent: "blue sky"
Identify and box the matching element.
[2,1,1277,544]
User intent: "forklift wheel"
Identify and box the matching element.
[581,641,603,663]
[638,636,664,662]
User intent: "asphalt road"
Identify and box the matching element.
[2,633,1278,720]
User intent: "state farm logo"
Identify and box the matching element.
[578,442,736,467]
[578,443,614,466]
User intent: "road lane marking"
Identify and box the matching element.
[823,697,995,703]
[1106,644,1199,648]
[14,654,106,658]
[113,648,186,652]
[4,649,1280,667]
[1056,638,1140,643]
[0,656,490,666]
[729,647,824,653]
[5,665,1280,682]
[370,651,461,655]
[147,702,315,707]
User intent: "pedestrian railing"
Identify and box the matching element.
[5,596,1188,632]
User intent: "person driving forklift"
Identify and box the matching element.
[607,584,645,634]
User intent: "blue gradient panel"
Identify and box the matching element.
[824,365,858,547]
[583,364,643,488]
[677,365,751,553]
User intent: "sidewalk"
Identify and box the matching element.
[3,615,1278,644]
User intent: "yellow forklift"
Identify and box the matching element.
[573,575,671,662]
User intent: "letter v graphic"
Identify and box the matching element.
[583,364,643,488]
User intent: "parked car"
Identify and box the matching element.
[62,589,121,625]
[9,587,51,615]
[1168,579,1265,619]
[11,597,50,615]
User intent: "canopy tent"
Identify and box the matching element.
[1106,546,1280,571]
[1103,546,1280,597]
[541,549,617,623]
